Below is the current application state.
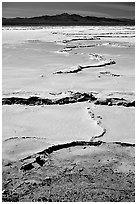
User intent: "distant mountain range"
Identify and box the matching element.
[2,13,135,26]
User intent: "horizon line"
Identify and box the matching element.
[2,12,135,20]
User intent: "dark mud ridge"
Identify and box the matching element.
[114,142,135,147]
[19,141,135,173]
[2,91,135,107]
[21,140,135,166]
[2,140,135,202]
[53,60,116,74]
[20,140,103,168]
[94,98,135,107]
[62,37,100,43]
[54,66,83,74]
[65,44,99,49]
[2,92,95,105]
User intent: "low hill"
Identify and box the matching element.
[2,13,135,26]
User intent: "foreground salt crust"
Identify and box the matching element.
[2,103,102,160]
[2,100,135,161]
[2,142,135,202]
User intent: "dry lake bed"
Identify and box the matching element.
[2,26,135,202]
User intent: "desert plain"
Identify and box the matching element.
[2,25,135,201]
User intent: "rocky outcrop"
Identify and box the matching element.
[2,92,95,106]
[2,96,53,105]
[62,37,100,43]
[54,66,82,74]
[94,98,135,107]
[2,91,135,107]
[53,60,116,74]
[80,60,116,68]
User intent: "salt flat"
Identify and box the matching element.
[2,26,135,160]
[2,103,103,160]
[2,25,135,202]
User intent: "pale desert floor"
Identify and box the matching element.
[2,26,135,202]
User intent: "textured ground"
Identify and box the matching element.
[2,26,135,202]
[2,142,135,202]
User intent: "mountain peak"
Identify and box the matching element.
[2,13,135,26]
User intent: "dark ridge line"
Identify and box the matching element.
[62,37,100,43]
[53,60,116,74]
[64,43,133,50]
[20,140,104,163]
[20,140,135,171]
[2,92,96,106]
[4,136,19,142]
[80,60,116,68]
[38,140,103,155]
[94,98,135,107]
[66,44,98,49]
[2,94,135,107]
[93,35,135,38]
[54,66,82,74]
[21,140,135,162]
[114,142,135,147]
[3,136,48,142]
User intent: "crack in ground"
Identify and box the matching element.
[85,106,106,142]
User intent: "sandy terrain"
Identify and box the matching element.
[2,26,135,201]
[2,142,135,202]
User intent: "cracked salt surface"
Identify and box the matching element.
[91,105,135,144]
[2,26,135,161]
[2,103,103,160]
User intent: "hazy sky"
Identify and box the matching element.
[2,2,135,19]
